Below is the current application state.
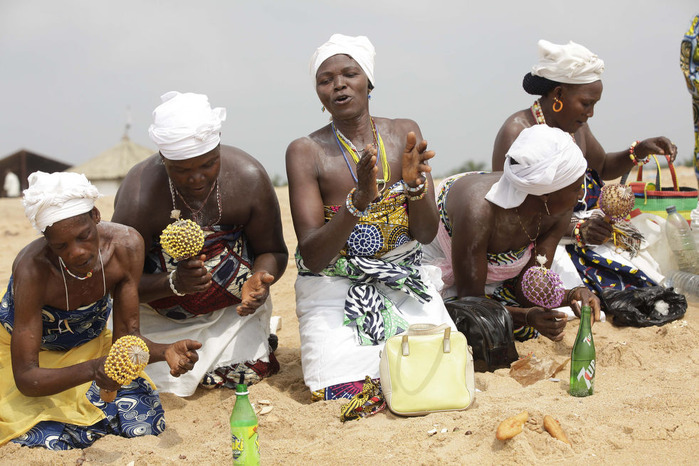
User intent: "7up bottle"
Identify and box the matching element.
[569,304,595,397]
[230,375,260,465]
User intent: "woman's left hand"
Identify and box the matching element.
[165,339,202,377]
[568,286,602,324]
[635,137,678,163]
[401,131,434,187]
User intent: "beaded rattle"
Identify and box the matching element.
[100,335,150,402]
[521,254,565,309]
[598,183,635,224]
[160,210,206,261]
[597,183,642,254]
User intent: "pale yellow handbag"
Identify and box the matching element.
[379,323,475,416]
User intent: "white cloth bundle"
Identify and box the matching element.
[310,33,376,86]
[23,171,102,232]
[531,39,604,84]
[485,125,587,209]
[148,91,227,160]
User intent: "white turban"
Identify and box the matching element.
[23,171,102,233]
[485,125,587,209]
[531,40,604,84]
[148,91,227,160]
[310,34,376,87]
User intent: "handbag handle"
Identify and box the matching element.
[401,326,452,356]
[635,154,678,191]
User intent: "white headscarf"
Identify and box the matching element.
[148,91,227,160]
[23,171,102,233]
[485,125,587,209]
[531,40,604,84]
[310,34,376,87]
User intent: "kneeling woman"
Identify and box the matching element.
[424,125,601,341]
[0,172,200,450]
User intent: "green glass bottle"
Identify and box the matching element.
[569,304,596,397]
[230,377,260,465]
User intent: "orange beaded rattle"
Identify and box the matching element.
[100,335,150,403]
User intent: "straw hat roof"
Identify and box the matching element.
[68,135,154,181]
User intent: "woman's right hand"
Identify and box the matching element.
[525,307,568,341]
[353,144,380,209]
[172,254,212,294]
[580,217,612,245]
[93,356,122,391]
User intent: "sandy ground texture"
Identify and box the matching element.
[0,167,698,465]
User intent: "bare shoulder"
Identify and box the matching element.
[11,239,51,286]
[377,117,420,134]
[113,154,167,221]
[100,222,144,253]
[219,144,274,192]
[495,109,531,142]
[449,173,499,220]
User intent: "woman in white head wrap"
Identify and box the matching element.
[287,34,454,401]
[423,125,601,343]
[0,171,200,449]
[491,39,673,295]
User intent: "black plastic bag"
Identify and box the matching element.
[445,297,519,372]
[601,286,687,327]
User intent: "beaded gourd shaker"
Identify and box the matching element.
[598,183,635,223]
[521,254,565,309]
[160,210,205,261]
[100,335,150,402]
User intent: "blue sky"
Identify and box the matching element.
[1,1,697,180]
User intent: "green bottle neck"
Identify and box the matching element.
[579,306,592,331]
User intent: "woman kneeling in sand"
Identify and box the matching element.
[423,125,601,341]
[0,172,200,450]
[286,34,455,401]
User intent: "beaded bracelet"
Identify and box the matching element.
[404,175,426,194]
[573,221,585,248]
[406,178,429,201]
[169,269,185,296]
[629,140,650,166]
[345,188,371,218]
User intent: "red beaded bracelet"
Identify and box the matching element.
[629,140,650,166]
[573,221,585,248]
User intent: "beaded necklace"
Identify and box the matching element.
[58,249,106,309]
[331,117,391,187]
[531,99,575,142]
[59,250,101,280]
[168,178,222,227]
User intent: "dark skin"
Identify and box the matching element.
[446,173,601,341]
[286,54,437,274]
[10,209,200,397]
[492,81,678,245]
[113,144,288,316]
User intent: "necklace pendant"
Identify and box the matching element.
[86,271,93,278]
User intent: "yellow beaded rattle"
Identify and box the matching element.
[160,209,206,261]
[100,335,150,402]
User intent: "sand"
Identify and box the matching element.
[0,167,698,465]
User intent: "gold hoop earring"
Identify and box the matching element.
[321,106,326,113]
[552,98,563,113]
[544,200,551,216]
